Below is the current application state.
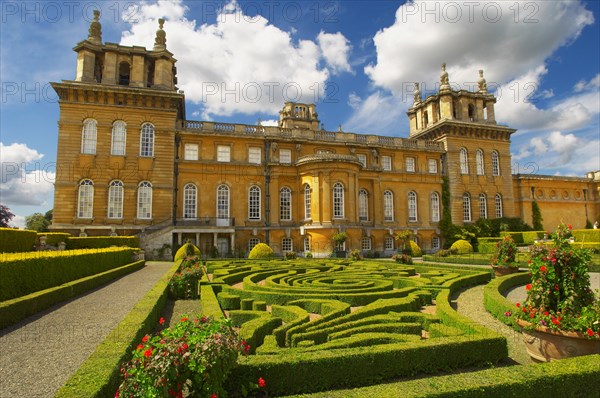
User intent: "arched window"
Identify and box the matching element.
[183,183,197,219]
[460,148,469,174]
[479,193,488,219]
[137,181,153,219]
[462,193,472,222]
[430,192,440,222]
[468,104,475,121]
[495,194,503,218]
[111,121,126,156]
[217,185,230,222]
[77,179,94,218]
[384,190,394,221]
[408,191,417,222]
[118,61,130,85]
[282,237,293,252]
[304,184,312,220]
[248,186,261,220]
[361,236,372,251]
[358,189,369,221]
[333,183,344,219]
[248,238,259,252]
[492,151,501,176]
[280,187,292,221]
[476,149,484,175]
[81,119,97,154]
[140,123,154,157]
[107,180,123,219]
[385,236,395,251]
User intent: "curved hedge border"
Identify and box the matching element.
[284,354,600,398]
[483,272,531,330]
[0,260,144,330]
[54,261,181,398]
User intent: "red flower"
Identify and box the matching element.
[258,377,266,388]
[136,344,144,350]
[526,284,532,291]
[142,335,149,343]
[159,317,165,325]
[144,348,153,358]
[568,224,573,230]
[543,311,549,316]
[211,394,217,398]
[551,317,560,326]
[540,266,547,272]
[115,391,119,398]
[529,312,535,319]
[587,329,595,337]
[516,302,521,308]
[181,317,188,322]
[554,284,559,291]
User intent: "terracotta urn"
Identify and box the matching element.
[516,319,600,362]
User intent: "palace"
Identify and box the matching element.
[50,13,600,257]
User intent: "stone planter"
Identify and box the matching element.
[492,265,519,277]
[516,319,600,362]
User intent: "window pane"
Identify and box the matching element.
[280,187,292,221]
[406,157,415,172]
[385,236,394,250]
[492,151,500,176]
[217,145,231,162]
[184,144,199,161]
[108,180,123,219]
[358,154,367,167]
[359,189,368,221]
[111,121,126,156]
[428,159,437,174]
[304,185,311,219]
[382,156,392,171]
[495,194,503,218]
[431,192,440,222]
[479,194,487,219]
[137,182,153,219]
[408,192,417,221]
[476,150,484,175]
[384,191,394,221]
[280,149,292,164]
[249,147,261,164]
[361,237,371,250]
[248,238,259,252]
[303,237,311,252]
[333,183,344,218]
[140,124,154,157]
[460,148,469,174]
[217,185,229,219]
[81,120,97,154]
[463,193,471,222]
[249,186,261,220]
[282,238,293,252]
[78,179,94,218]
[183,184,197,218]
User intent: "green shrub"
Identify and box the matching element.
[168,257,203,299]
[38,232,71,246]
[248,243,274,259]
[66,236,139,249]
[174,242,201,262]
[409,241,422,257]
[450,239,473,254]
[350,249,362,260]
[200,283,225,320]
[0,228,37,252]
[572,229,600,242]
[0,248,135,301]
[285,251,297,260]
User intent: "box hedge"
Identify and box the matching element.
[483,272,531,331]
[0,248,134,301]
[66,236,139,249]
[0,228,37,252]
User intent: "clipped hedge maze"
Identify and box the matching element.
[201,260,505,396]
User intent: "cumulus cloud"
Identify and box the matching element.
[574,74,600,92]
[0,142,55,207]
[344,92,406,135]
[317,31,352,75]
[120,0,351,118]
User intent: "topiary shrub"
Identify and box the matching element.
[450,239,473,254]
[409,241,422,257]
[0,228,37,252]
[248,243,274,259]
[174,242,201,262]
[350,249,362,261]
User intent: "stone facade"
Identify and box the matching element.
[49,13,600,257]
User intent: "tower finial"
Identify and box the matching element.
[440,63,450,91]
[154,18,167,51]
[478,69,487,94]
[87,10,102,45]
[413,82,421,105]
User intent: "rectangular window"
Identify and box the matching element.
[279,149,292,164]
[357,154,367,168]
[406,157,415,172]
[428,159,437,173]
[432,236,441,251]
[217,145,231,162]
[385,236,394,251]
[382,156,392,171]
[361,237,371,251]
[248,147,262,164]
[184,144,198,161]
[304,237,311,252]
[282,238,293,252]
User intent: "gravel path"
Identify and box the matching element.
[0,261,174,398]
[453,284,535,365]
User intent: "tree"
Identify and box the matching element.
[44,209,53,223]
[531,201,543,231]
[0,204,15,227]
[25,212,50,232]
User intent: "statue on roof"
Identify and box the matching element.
[478,69,488,94]
[413,82,421,104]
[154,18,167,51]
[87,10,102,45]
[440,63,450,91]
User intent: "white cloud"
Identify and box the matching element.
[317,31,352,75]
[120,0,350,118]
[260,119,279,126]
[10,214,25,229]
[0,142,55,207]
[344,92,405,135]
[364,1,593,95]
[574,73,600,92]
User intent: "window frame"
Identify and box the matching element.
[248,185,261,220]
[111,121,126,156]
[183,183,197,219]
[381,155,392,171]
[492,151,501,176]
[279,148,292,164]
[280,186,292,221]
[408,191,418,222]
[217,145,231,162]
[495,193,503,218]
[476,149,484,175]
[333,182,345,219]
[140,123,154,157]
[107,180,124,219]
[462,193,472,222]
[77,179,94,218]
[431,192,440,223]
[460,148,469,174]
[384,190,394,222]
[358,189,369,221]
[304,184,311,220]
[81,119,97,155]
[479,193,488,219]
[137,181,153,219]
[282,237,293,252]
[428,159,437,174]
[405,157,416,173]
[248,147,262,164]
[184,143,199,161]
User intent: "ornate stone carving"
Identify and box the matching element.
[413,82,421,104]
[478,69,487,93]
[87,10,102,45]
[440,63,450,91]
[154,18,167,51]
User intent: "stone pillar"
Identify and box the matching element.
[321,173,331,223]
[76,50,96,82]
[131,55,145,87]
[195,233,200,246]
[177,233,182,245]
[102,52,117,85]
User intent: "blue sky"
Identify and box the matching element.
[1,0,599,227]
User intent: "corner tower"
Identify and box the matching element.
[50,12,185,236]
[407,64,516,226]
